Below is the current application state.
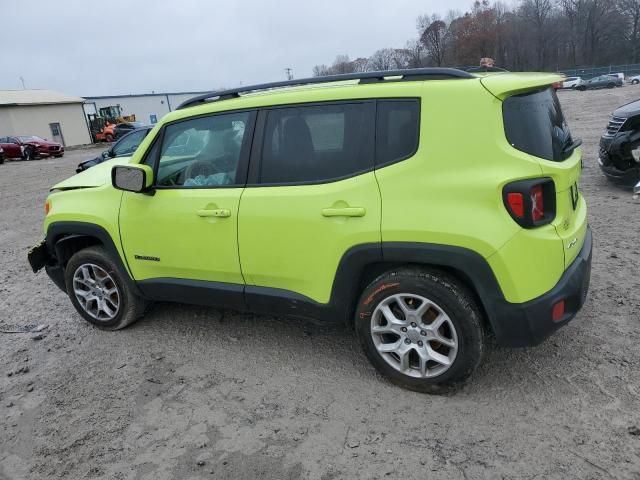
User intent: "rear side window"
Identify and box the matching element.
[503,88,576,162]
[259,102,374,184]
[376,100,420,166]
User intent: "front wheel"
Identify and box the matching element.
[355,268,486,393]
[23,146,34,160]
[64,246,146,330]
[608,83,615,89]
[632,80,639,85]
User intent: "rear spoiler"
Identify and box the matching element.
[479,72,564,100]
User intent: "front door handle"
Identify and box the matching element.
[321,207,366,217]
[196,208,231,218]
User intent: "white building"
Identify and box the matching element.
[0,90,92,146]
[83,91,209,126]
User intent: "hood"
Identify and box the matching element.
[479,72,564,100]
[52,156,131,191]
[29,139,60,147]
[613,99,640,119]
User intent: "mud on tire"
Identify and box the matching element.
[64,246,146,330]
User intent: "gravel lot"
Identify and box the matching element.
[1,87,640,480]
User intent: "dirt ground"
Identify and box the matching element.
[1,86,639,480]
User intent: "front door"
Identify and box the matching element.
[238,101,381,304]
[118,110,256,295]
[49,123,64,145]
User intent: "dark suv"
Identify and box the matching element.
[599,100,640,187]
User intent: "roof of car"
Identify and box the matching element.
[160,70,562,124]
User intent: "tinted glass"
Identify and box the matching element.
[260,102,374,184]
[156,111,250,187]
[503,88,575,162]
[376,100,420,166]
[112,129,148,157]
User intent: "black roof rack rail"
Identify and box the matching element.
[177,68,474,110]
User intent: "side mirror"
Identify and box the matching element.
[112,164,154,193]
[102,150,110,159]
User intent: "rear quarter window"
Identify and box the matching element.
[503,88,575,162]
[376,100,420,166]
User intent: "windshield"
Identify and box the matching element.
[502,88,578,162]
[18,135,44,142]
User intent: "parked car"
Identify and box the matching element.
[114,121,148,139]
[576,75,623,90]
[607,73,625,82]
[598,99,640,187]
[28,68,591,393]
[560,76,584,89]
[76,126,152,173]
[629,75,640,85]
[0,135,64,160]
[0,146,4,165]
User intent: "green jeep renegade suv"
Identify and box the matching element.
[29,68,591,392]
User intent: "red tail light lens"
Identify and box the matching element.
[503,178,555,228]
[506,192,524,218]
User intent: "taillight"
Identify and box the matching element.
[503,178,555,228]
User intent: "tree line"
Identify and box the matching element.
[312,0,640,76]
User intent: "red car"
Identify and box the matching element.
[0,135,64,160]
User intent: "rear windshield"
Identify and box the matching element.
[503,88,575,161]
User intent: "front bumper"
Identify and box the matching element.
[27,240,66,291]
[490,226,593,347]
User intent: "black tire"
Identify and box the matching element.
[577,86,586,91]
[632,80,639,85]
[105,134,114,143]
[355,268,485,394]
[23,146,34,160]
[64,246,146,330]
[608,83,615,89]
[0,156,4,165]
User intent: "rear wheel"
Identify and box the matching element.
[105,134,114,143]
[632,79,639,85]
[355,268,485,393]
[608,83,615,89]
[577,85,586,91]
[64,246,146,330]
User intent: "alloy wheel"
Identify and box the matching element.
[72,264,120,321]
[371,293,458,378]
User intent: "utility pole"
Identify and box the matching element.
[19,76,26,89]
[285,68,293,80]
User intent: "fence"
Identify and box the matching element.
[559,63,640,79]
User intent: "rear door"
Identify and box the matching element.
[238,101,380,304]
[1,137,23,158]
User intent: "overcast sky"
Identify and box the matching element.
[1,0,477,97]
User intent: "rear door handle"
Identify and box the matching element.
[321,207,366,217]
[196,208,231,218]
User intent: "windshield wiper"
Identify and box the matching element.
[562,138,582,154]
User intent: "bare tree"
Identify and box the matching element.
[420,17,449,66]
[619,0,640,62]
[367,48,400,71]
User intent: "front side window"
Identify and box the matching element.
[259,102,374,184]
[155,111,251,187]
[376,100,420,166]
[503,88,576,162]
